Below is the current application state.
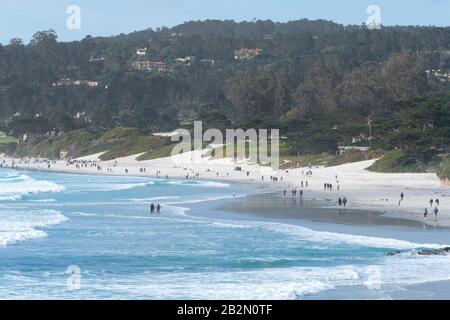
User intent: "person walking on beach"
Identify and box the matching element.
[434,207,439,221]
[156,203,161,214]
[424,208,428,219]
[436,199,440,207]
[342,197,347,208]
[338,198,342,206]
[399,192,404,206]
[430,199,434,208]
[150,203,155,214]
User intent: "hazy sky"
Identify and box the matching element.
[0,0,448,44]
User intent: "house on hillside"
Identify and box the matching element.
[148,61,169,72]
[337,146,370,155]
[234,48,262,60]
[74,80,99,87]
[53,79,74,87]
[53,79,98,87]
[426,69,450,82]
[89,56,105,63]
[131,60,169,73]
[136,48,148,55]
[131,59,151,71]
[199,59,215,65]
[175,56,195,64]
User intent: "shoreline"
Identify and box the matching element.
[2,157,450,300]
[1,152,449,228]
[170,186,450,300]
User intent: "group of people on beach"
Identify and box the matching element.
[150,203,161,214]
[399,192,441,221]
[324,174,341,192]
[301,170,313,177]
[284,189,304,198]
[324,183,334,191]
[424,198,440,221]
[338,197,348,207]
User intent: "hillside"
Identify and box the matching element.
[12,127,175,161]
[1,20,449,134]
[0,19,449,177]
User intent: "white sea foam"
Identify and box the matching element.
[202,217,443,250]
[88,182,152,192]
[0,195,22,201]
[32,199,57,203]
[0,209,68,248]
[61,178,229,194]
[193,181,230,188]
[75,253,450,300]
[162,180,230,188]
[0,173,65,201]
[128,196,180,202]
[258,222,443,250]
[166,194,245,205]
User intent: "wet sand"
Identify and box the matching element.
[220,192,438,229]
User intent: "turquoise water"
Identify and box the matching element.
[1,169,450,299]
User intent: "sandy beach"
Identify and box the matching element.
[2,149,449,228]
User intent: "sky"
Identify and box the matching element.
[0,0,448,44]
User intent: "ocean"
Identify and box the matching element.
[1,169,450,299]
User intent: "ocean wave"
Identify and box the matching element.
[0,209,68,248]
[162,180,230,188]
[128,196,180,202]
[0,195,23,201]
[0,173,65,201]
[166,194,244,205]
[259,222,443,250]
[30,199,57,203]
[82,255,450,299]
[87,182,153,192]
[202,217,442,250]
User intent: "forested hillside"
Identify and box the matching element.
[0,19,449,171]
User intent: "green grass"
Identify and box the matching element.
[99,127,141,140]
[436,156,450,180]
[327,150,382,167]
[210,139,289,165]
[368,150,425,173]
[137,144,176,161]
[208,139,376,168]
[28,129,95,158]
[12,127,177,161]
[0,131,17,145]
[280,153,336,169]
[99,134,173,161]
[368,150,450,180]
